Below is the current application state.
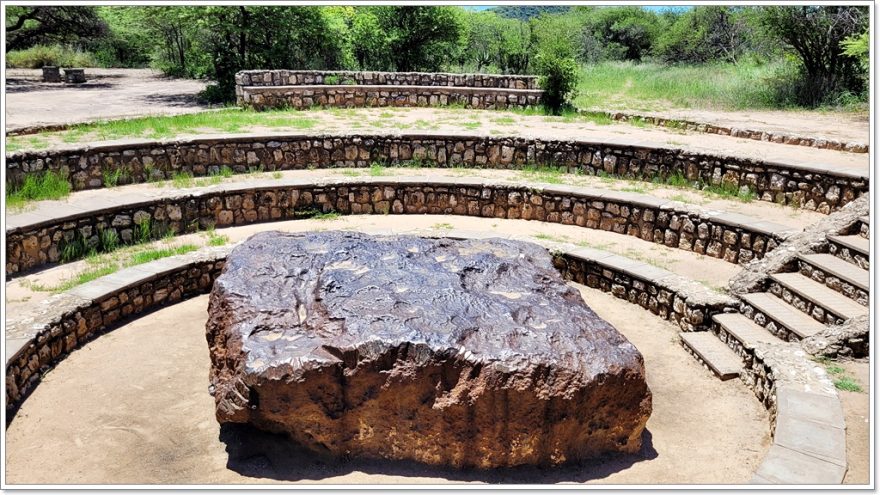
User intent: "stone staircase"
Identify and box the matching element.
[682,215,870,380]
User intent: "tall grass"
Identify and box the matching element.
[6,171,71,209]
[6,45,100,69]
[575,60,806,111]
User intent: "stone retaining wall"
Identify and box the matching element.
[4,233,846,484]
[600,110,868,154]
[5,247,230,422]
[6,133,868,212]
[238,85,542,111]
[235,70,539,89]
[4,233,729,419]
[5,177,794,276]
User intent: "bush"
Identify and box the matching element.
[6,44,100,68]
[536,48,579,115]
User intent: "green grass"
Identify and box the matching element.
[7,44,100,68]
[432,222,454,230]
[833,376,863,393]
[533,233,569,243]
[368,163,387,176]
[574,60,839,112]
[128,244,198,265]
[816,358,865,393]
[6,171,71,210]
[7,109,323,150]
[520,164,568,184]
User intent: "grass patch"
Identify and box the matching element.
[128,244,198,265]
[432,222,454,230]
[533,233,569,243]
[833,376,863,393]
[520,164,568,184]
[369,163,388,176]
[6,171,71,210]
[172,171,195,188]
[574,60,821,111]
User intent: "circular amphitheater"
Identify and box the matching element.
[3,70,871,486]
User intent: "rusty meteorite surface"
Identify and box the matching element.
[206,231,651,468]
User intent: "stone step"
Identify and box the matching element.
[771,272,868,321]
[798,253,869,291]
[858,215,869,239]
[827,233,869,271]
[741,292,826,340]
[680,332,742,380]
[798,253,869,293]
[713,313,785,349]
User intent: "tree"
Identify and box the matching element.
[5,6,107,52]
[581,7,659,61]
[349,8,391,70]
[375,6,465,72]
[758,6,868,105]
[654,7,753,64]
[535,37,579,114]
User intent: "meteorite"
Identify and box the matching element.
[207,231,651,468]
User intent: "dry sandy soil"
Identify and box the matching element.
[838,359,871,485]
[4,285,772,485]
[5,68,209,130]
[593,107,869,145]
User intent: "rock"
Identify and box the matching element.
[206,231,651,468]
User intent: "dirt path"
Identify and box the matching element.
[5,68,209,130]
[4,285,770,485]
[591,107,869,145]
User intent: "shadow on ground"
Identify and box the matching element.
[5,79,114,93]
[219,423,657,483]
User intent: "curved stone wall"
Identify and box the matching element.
[235,70,542,110]
[4,232,845,484]
[5,132,868,211]
[4,232,732,419]
[238,85,542,111]
[235,70,539,89]
[5,177,795,275]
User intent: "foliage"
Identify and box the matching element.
[5,6,107,52]
[757,6,868,106]
[577,7,660,62]
[492,6,571,21]
[654,7,755,64]
[535,41,579,114]
[6,171,71,210]
[6,44,99,68]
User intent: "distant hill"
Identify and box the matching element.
[491,6,572,20]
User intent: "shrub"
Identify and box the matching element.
[6,44,100,68]
[535,47,579,115]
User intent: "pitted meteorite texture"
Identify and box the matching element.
[206,231,651,468]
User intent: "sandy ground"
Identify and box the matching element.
[5,213,740,317]
[837,359,871,485]
[590,107,869,145]
[5,68,209,130]
[4,285,771,485]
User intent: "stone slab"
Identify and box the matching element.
[742,292,826,339]
[774,415,847,467]
[771,272,867,320]
[754,445,847,484]
[776,386,845,430]
[712,312,783,349]
[798,253,869,291]
[680,332,742,380]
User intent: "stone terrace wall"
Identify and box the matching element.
[235,70,539,89]
[6,177,794,276]
[238,85,542,111]
[5,133,868,213]
[5,235,730,419]
[5,247,230,421]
